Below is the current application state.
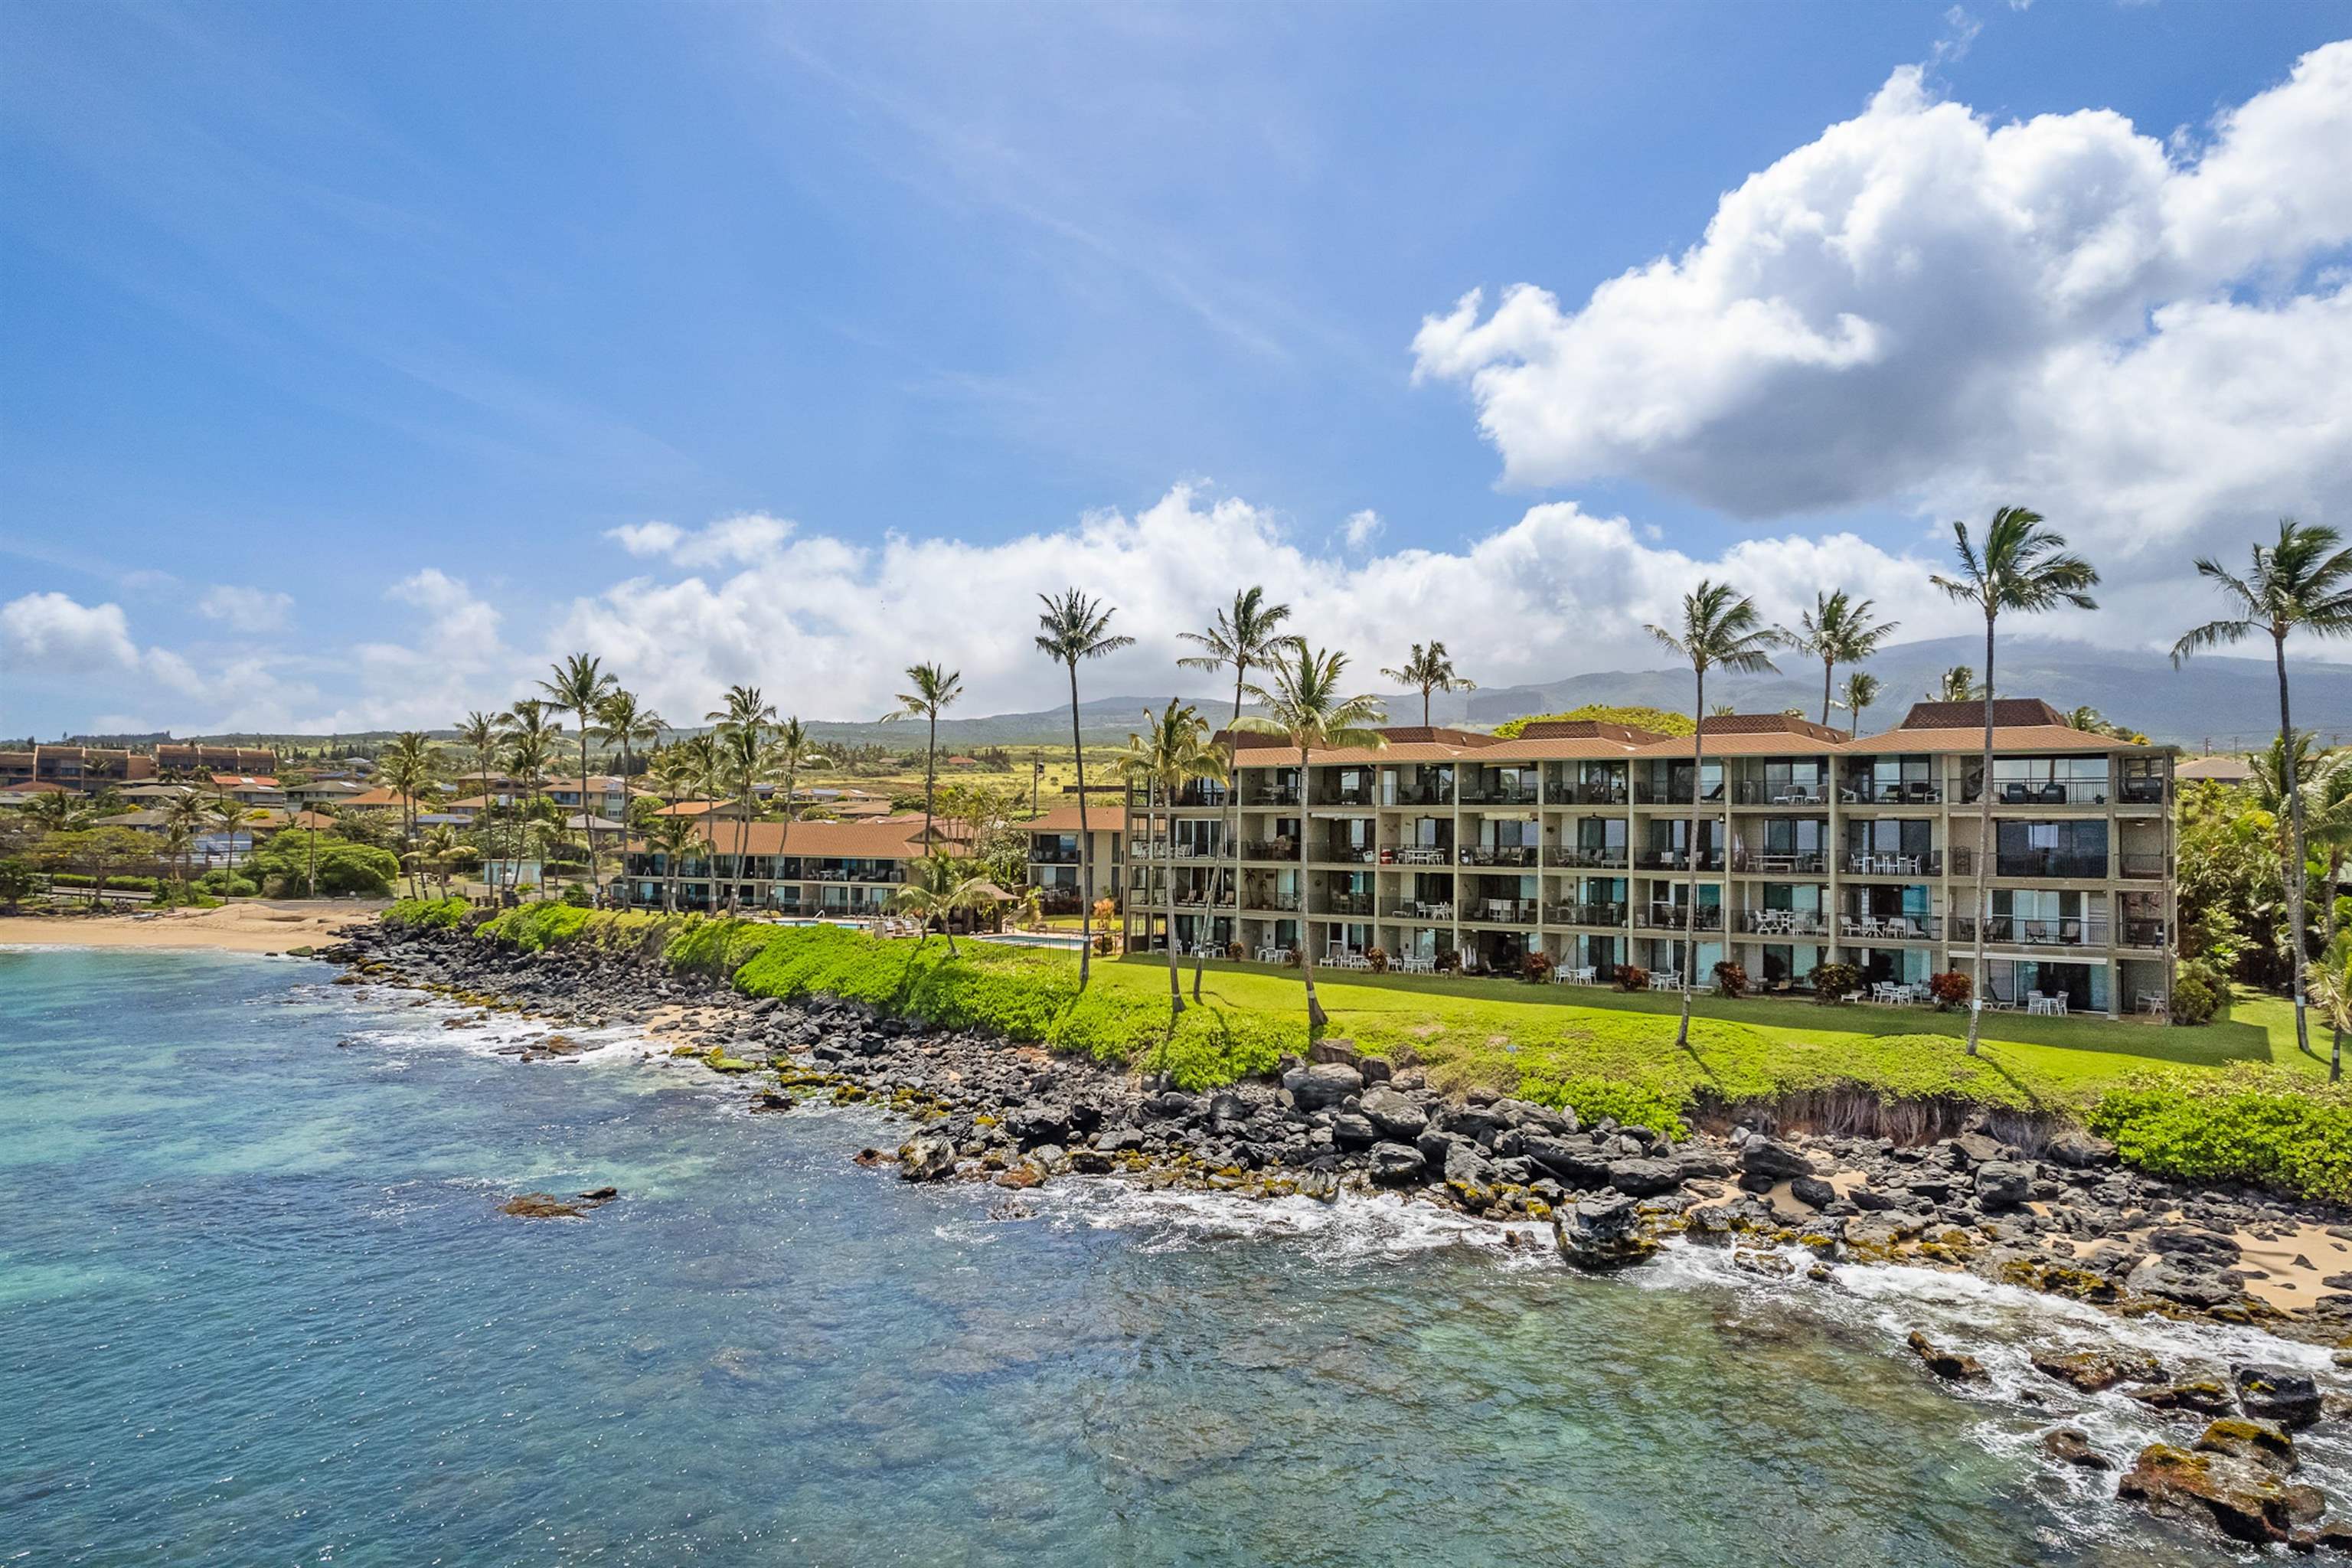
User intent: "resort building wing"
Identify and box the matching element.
[1122,699,2177,1016]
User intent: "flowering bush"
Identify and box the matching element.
[1712,960,1749,998]
[1615,963,1649,991]
[1521,951,1555,984]
[1926,970,1971,1010]
[1808,961,1861,1001]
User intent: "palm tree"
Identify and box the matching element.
[2172,518,2352,1065]
[378,732,439,899]
[1177,586,1300,1002]
[1785,590,1897,727]
[769,717,827,910]
[162,790,211,890]
[596,688,664,787]
[457,710,501,798]
[1645,582,1782,1047]
[206,799,259,882]
[704,685,777,915]
[1233,645,1387,1031]
[540,654,619,903]
[1105,700,1226,1027]
[2312,931,2352,1086]
[1930,665,1982,702]
[417,823,471,897]
[1034,591,1133,985]
[1836,670,1882,738]
[24,791,96,835]
[501,707,558,900]
[1380,641,1477,728]
[646,815,704,914]
[1933,506,2099,1056]
[884,663,964,850]
[892,852,991,958]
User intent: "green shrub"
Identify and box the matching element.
[2088,1070,2352,1204]
[1520,1075,1689,1140]
[2168,962,2227,1026]
[477,903,593,951]
[243,832,398,896]
[196,868,260,897]
[384,897,471,931]
[1926,970,1971,1010]
[1808,962,1860,1001]
[49,872,159,891]
[559,883,593,907]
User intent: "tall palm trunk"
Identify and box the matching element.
[1192,666,1246,1001]
[923,709,939,844]
[1165,837,1185,1018]
[577,716,594,907]
[779,760,799,917]
[1965,612,1996,1055]
[2276,629,2317,1061]
[1299,745,1327,1031]
[1069,662,1093,987]
[1820,658,1835,728]
[1678,667,1702,1047]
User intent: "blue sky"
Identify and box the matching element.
[4,2,2349,736]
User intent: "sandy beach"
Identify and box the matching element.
[0,900,384,954]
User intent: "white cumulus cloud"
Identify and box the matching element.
[197,584,295,633]
[1411,43,2352,573]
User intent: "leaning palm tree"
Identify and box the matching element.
[1934,506,2099,1056]
[646,813,704,914]
[1233,645,1387,1031]
[2173,518,2352,1066]
[1785,590,1898,727]
[1034,592,1134,985]
[1105,700,1226,1026]
[1380,641,1477,728]
[704,685,777,915]
[1646,582,1783,1047]
[540,654,619,903]
[892,852,991,958]
[1835,670,1882,738]
[1930,665,1981,702]
[417,823,472,897]
[1177,586,1300,1001]
[884,663,964,851]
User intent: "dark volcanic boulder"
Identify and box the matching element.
[2043,1128,2116,1168]
[1521,1134,1612,1187]
[2127,1254,2244,1309]
[1367,1142,1426,1185]
[1789,1174,1838,1210]
[2233,1365,2323,1430]
[2040,1428,2111,1470]
[1906,1331,1986,1381]
[1358,1085,1428,1140]
[2118,1432,2325,1545]
[1282,1062,1363,1112]
[1548,1194,1657,1272]
[2030,1346,2164,1393]
[1329,1112,1379,1151]
[1005,1101,1070,1145]
[897,1135,959,1182]
[1606,1158,1681,1197]
[1973,1161,2034,1210]
[1738,1138,1815,1181]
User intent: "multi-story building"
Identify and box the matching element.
[620,817,936,916]
[156,743,276,775]
[1021,803,1124,913]
[1122,699,2176,1017]
[0,746,158,794]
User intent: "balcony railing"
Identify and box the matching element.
[1241,840,1298,861]
[1322,893,1374,917]
[1380,844,1455,866]
[1459,782,1540,806]
[1028,848,1083,865]
[1952,915,2112,948]
[1841,778,1945,805]
[2121,917,2168,949]
[1637,904,1725,933]
[1950,848,2109,880]
[1387,785,1454,807]
[1546,781,1630,806]
[1460,897,1542,925]
[1246,786,1302,807]
[1312,844,1377,864]
[2118,853,2171,880]
[1843,850,1942,877]
[1634,850,1726,872]
[1549,846,1629,869]
[1549,902,1627,927]
[1459,844,1539,867]
[1633,783,1726,806]
[1730,850,1828,875]
[1245,891,1302,912]
[1964,780,2114,806]
[2118,779,2167,806]
[1311,789,1375,808]
[1736,910,1834,938]
[1836,913,1942,940]
[1733,781,1831,807]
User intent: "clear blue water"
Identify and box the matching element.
[2,946,2322,1565]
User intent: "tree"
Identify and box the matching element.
[540,654,619,903]
[417,823,473,897]
[1930,665,1982,702]
[884,663,964,852]
[1034,591,1133,985]
[1645,581,1782,1047]
[1177,586,1300,1001]
[162,790,211,890]
[1835,670,1882,738]
[645,815,704,914]
[704,685,776,914]
[769,716,827,905]
[377,732,439,899]
[1106,700,1226,1031]
[1491,704,1693,739]
[499,703,560,900]
[2172,518,2352,1067]
[0,858,34,913]
[1380,640,1476,728]
[891,852,992,958]
[207,799,260,885]
[23,792,95,835]
[1233,645,1387,1031]
[2311,932,2352,1086]
[1933,506,2099,1055]
[595,688,664,785]
[1784,590,1897,727]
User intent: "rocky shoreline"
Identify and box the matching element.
[327,919,2352,1553]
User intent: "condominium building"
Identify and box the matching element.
[0,746,158,794]
[1021,803,1124,913]
[156,743,276,775]
[1122,699,2175,1017]
[620,816,936,916]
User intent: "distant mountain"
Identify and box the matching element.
[130,637,2352,753]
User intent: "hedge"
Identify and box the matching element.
[2088,1070,2352,1205]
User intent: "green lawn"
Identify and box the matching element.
[1085,952,2327,1116]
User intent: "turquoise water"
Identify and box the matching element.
[0,947,2297,1564]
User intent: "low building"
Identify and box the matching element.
[157,743,276,775]
[2176,755,2253,786]
[211,774,288,807]
[620,816,936,916]
[1021,804,1124,913]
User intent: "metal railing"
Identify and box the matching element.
[1387,785,1455,807]
[1840,778,1945,805]
[1637,904,1725,933]
[1843,850,1943,877]
[1549,845,1628,869]
[2118,853,2171,880]
[1545,781,1629,806]
[1736,910,1834,937]
[1634,850,1726,872]
[1312,844,1377,864]
[1241,841,1297,861]
[1730,850,1828,875]
[1311,789,1375,808]
[1459,844,1539,867]
[1950,848,2109,880]
[1951,914,2112,947]
[1550,902,1627,926]
[1733,781,1831,807]
[1459,782,1540,805]
[1459,898,1542,924]
[1245,786,1302,807]
[1836,913,1942,940]
[1963,779,2115,806]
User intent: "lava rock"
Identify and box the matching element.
[2233,1365,2323,1430]
[1906,1331,1987,1382]
[896,1135,959,1182]
[1358,1085,1429,1140]
[1282,1062,1363,1112]
[2118,1437,2326,1546]
[1973,1161,2034,1210]
[1738,1138,1815,1181]
[1367,1142,1426,1185]
[1606,1158,1681,1197]
[2040,1428,2112,1471]
[1789,1174,1838,1210]
[2029,1346,2164,1393]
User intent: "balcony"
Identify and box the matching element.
[1380,844,1455,867]
[2118,778,2167,806]
[1321,893,1375,917]
[1311,789,1375,808]
[1733,781,1831,807]
[1634,849,1726,873]
[1550,845,1629,870]
[1387,784,1455,807]
[1246,786,1302,807]
[1460,897,1542,925]
[1836,912,1942,941]
[1460,782,1540,806]
[1637,904,1725,933]
[1952,914,2112,948]
[1312,844,1377,864]
[1241,840,1298,861]
[1964,780,2114,807]
[1730,849,1828,875]
[1950,848,2109,880]
[1386,900,1452,920]
[2118,852,2171,880]
[1736,909,1834,938]
[1459,844,1539,868]
[1546,780,1629,806]
[1243,890,1302,913]
[1028,847,1083,865]
[1841,777,1945,806]
[2120,917,2168,949]
[1549,901,1627,927]
[1843,850,1942,877]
